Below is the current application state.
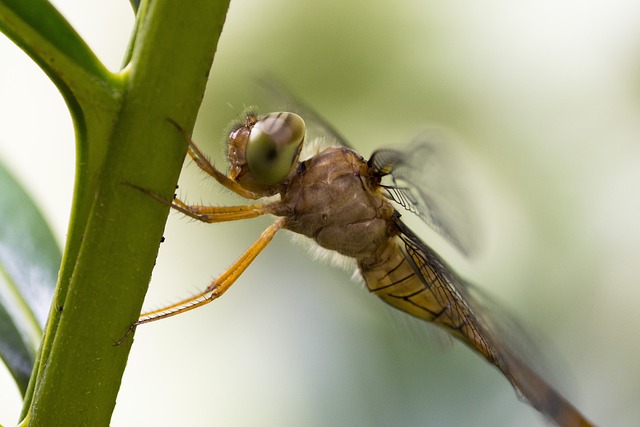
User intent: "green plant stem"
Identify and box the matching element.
[0,0,231,425]
[2,0,121,415]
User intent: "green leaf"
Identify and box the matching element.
[0,0,114,85]
[0,160,61,396]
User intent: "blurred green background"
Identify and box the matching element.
[2,0,640,425]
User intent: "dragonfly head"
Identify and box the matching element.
[228,111,305,195]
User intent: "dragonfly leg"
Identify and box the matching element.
[127,182,273,223]
[171,196,272,223]
[117,217,286,343]
[169,119,259,199]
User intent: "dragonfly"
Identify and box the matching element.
[126,96,593,427]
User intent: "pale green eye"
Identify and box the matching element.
[246,112,305,185]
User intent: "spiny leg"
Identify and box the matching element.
[139,217,285,322]
[127,182,273,223]
[171,197,272,223]
[116,218,286,345]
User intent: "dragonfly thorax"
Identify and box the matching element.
[274,146,395,260]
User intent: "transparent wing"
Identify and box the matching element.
[257,78,353,150]
[369,135,478,256]
[367,217,592,426]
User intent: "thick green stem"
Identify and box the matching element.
[0,0,232,425]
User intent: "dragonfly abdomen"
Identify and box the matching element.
[359,237,502,367]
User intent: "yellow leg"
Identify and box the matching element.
[169,119,260,200]
[127,182,273,223]
[171,197,271,223]
[116,218,286,344]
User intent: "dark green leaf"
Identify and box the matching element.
[0,160,61,395]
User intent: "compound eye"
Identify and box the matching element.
[246,112,305,185]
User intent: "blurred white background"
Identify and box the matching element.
[1,0,640,425]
